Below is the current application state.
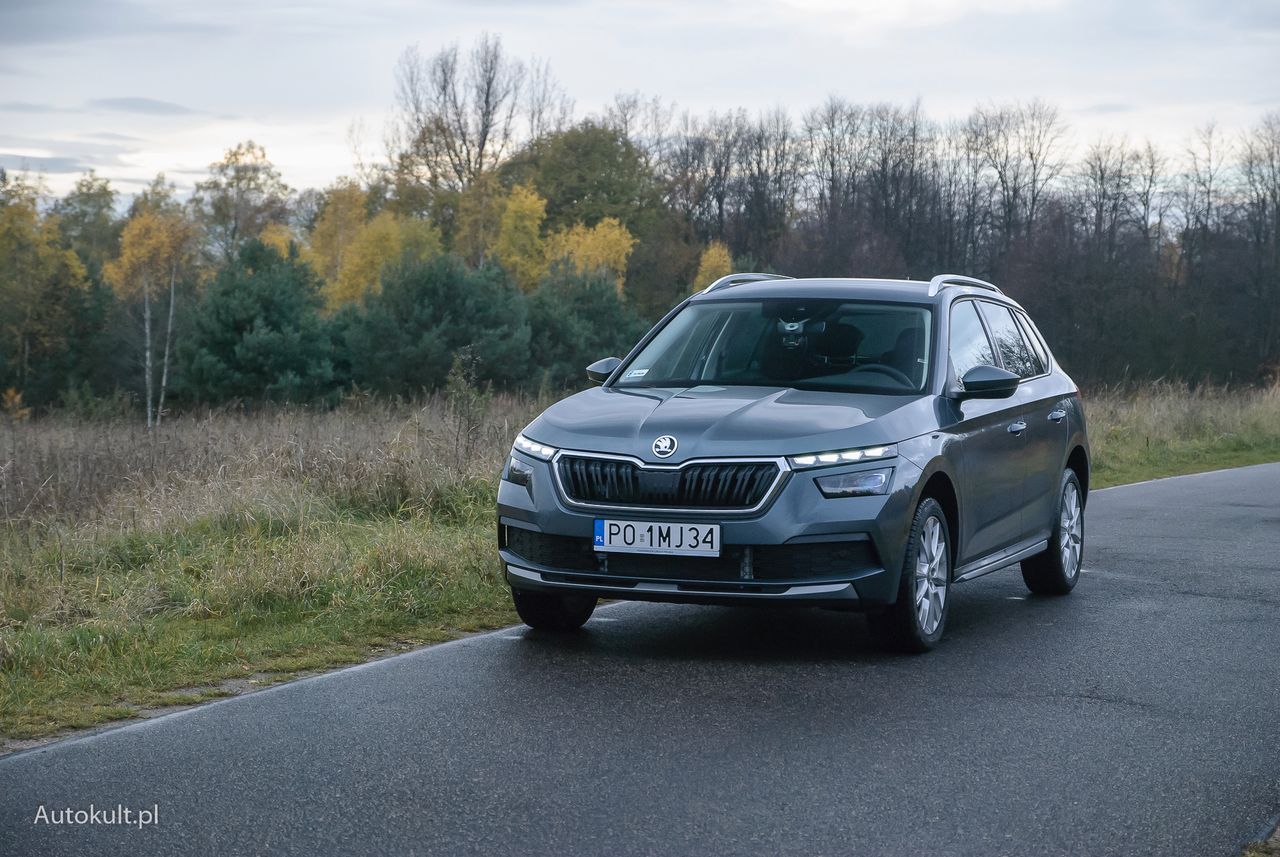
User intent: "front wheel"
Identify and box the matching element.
[511,588,597,632]
[868,497,951,653]
[1021,470,1084,595]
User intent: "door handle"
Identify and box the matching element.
[1048,409,1067,422]
[1007,420,1027,435]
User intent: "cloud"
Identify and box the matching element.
[0,133,139,171]
[0,0,230,46]
[87,97,198,115]
[4,98,205,117]
[0,153,94,174]
[0,101,79,114]
[82,131,144,142]
[1078,103,1135,115]
[1177,0,1280,30]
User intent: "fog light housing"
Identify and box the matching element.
[505,456,534,489]
[815,467,893,498]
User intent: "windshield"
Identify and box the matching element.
[615,299,933,394]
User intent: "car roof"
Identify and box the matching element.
[689,277,1025,309]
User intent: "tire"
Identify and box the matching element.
[1021,469,1084,595]
[511,588,597,632]
[868,497,952,653]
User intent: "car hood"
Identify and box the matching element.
[523,384,938,464]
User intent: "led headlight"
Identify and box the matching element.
[512,434,557,460]
[788,443,897,470]
[815,467,894,498]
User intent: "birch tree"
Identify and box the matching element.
[104,209,193,427]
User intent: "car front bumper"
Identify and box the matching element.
[496,450,925,610]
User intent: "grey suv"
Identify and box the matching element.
[497,273,1089,651]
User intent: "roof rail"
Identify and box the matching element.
[701,272,794,294]
[927,273,1001,297]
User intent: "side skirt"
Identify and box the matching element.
[953,537,1049,583]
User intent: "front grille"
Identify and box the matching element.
[556,456,780,510]
[501,526,879,583]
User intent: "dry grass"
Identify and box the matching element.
[1083,381,1280,487]
[1,381,1279,739]
[0,390,545,739]
[0,391,536,523]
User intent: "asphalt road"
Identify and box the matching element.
[3,463,1280,857]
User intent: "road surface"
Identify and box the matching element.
[3,463,1279,856]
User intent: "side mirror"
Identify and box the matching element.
[585,356,622,384]
[957,365,1020,399]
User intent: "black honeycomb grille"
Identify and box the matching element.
[557,457,780,509]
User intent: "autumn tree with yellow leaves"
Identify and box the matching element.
[192,141,290,264]
[494,184,548,291]
[302,178,443,309]
[307,179,368,283]
[455,173,507,267]
[0,174,88,396]
[546,217,636,295]
[693,241,733,289]
[321,211,442,309]
[104,207,194,427]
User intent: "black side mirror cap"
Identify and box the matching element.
[956,365,1020,399]
[586,356,622,384]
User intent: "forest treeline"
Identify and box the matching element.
[2,33,1278,420]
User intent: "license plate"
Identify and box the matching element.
[593,520,720,557]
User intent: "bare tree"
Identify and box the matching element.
[605,91,675,169]
[706,110,746,241]
[1019,99,1068,231]
[969,99,1066,247]
[1077,137,1135,258]
[1239,113,1280,362]
[1133,141,1168,252]
[393,33,526,192]
[802,96,867,248]
[736,109,806,263]
[524,57,574,142]
[665,111,712,232]
[934,119,991,271]
[664,110,746,242]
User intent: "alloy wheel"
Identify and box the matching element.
[1059,482,1083,578]
[914,515,948,636]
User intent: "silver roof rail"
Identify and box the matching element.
[701,272,793,294]
[927,273,1001,297]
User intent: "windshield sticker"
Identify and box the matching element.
[625,369,649,378]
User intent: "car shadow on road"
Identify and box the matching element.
[505,579,1082,667]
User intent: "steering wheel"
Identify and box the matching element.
[850,363,913,387]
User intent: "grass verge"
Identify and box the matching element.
[1,504,514,740]
[1245,830,1280,857]
[1086,382,1280,488]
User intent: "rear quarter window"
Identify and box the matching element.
[977,302,1042,379]
[1014,311,1051,372]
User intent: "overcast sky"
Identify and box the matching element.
[2,0,1277,198]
